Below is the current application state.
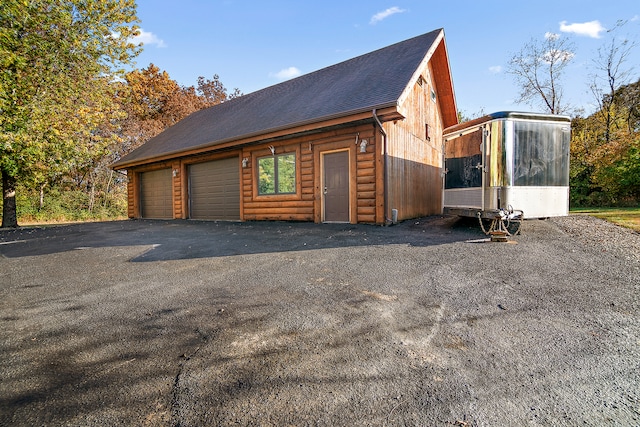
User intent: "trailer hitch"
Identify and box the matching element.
[477,206,524,240]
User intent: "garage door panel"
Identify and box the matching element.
[140,168,173,219]
[189,157,240,220]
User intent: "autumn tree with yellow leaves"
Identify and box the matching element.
[0,1,241,226]
[0,0,140,227]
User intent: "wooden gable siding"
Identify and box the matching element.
[385,61,444,220]
[429,37,457,129]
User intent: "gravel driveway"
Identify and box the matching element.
[1,215,639,426]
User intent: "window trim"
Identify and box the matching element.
[256,151,297,196]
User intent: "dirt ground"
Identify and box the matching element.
[1,215,639,426]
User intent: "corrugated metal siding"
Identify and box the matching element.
[189,157,240,220]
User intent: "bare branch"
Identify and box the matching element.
[506,34,575,114]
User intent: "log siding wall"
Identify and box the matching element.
[240,124,377,223]
[127,176,136,218]
[126,123,383,224]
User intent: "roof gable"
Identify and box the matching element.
[113,29,454,169]
[396,30,457,128]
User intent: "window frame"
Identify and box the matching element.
[256,151,297,196]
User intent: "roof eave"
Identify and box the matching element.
[111,102,401,170]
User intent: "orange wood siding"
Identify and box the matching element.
[356,139,377,224]
[180,162,189,219]
[445,129,482,158]
[172,161,182,219]
[127,173,136,218]
[238,124,379,223]
[431,38,458,129]
[385,62,444,220]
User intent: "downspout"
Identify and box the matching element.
[372,109,390,225]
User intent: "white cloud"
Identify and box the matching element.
[271,66,302,80]
[488,65,502,74]
[559,20,606,38]
[631,15,639,22]
[130,29,166,48]
[370,7,406,25]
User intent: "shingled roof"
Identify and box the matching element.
[112,28,455,169]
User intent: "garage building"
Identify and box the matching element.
[112,29,458,224]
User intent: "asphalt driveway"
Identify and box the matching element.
[1,216,639,426]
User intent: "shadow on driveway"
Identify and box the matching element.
[0,216,483,262]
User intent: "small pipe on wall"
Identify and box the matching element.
[372,109,390,225]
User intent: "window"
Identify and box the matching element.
[258,152,296,195]
[512,121,570,187]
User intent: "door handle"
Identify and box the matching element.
[324,186,327,195]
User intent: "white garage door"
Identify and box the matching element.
[140,168,173,219]
[189,157,240,220]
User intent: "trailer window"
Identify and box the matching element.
[444,128,483,189]
[512,121,570,186]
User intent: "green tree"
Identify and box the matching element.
[576,23,639,206]
[0,0,140,227]
[570,80,640,206]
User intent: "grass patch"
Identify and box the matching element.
[571,207,640,232]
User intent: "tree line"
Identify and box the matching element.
[1,2,638,228]
[4,61,240,226]
[1,1,239,227]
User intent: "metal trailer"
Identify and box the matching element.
[442,111,571,237]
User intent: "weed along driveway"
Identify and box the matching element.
[1,216,639,426]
